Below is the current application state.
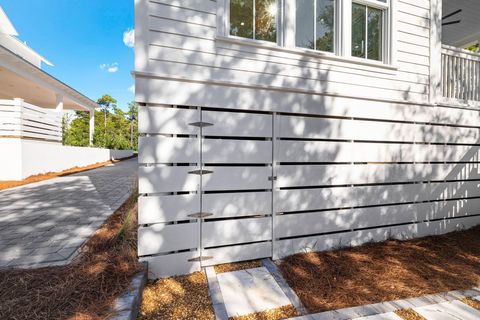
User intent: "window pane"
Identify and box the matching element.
[316,0,335,52]
[367,7,382,61]
[296,0,315,49]
[230,0,254,39]
[255,0,277,42]
[352,3,366,58]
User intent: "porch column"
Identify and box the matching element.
[55,94,64,113]
[429,0,442,104]
[89,109,94,146]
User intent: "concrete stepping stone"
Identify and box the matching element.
[414,300,480,320]
[353,312,403,320]
[216,267,291,318]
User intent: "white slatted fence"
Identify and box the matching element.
[138,105,480,279]
[0,99,62,142]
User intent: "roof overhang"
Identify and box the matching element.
[443,0,480,48]
[0,7,17,36]
[0,44,97,111]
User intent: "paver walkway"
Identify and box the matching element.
[207,259,480,320]
[0,157,137,268]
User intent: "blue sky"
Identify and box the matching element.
[2,0,135,110]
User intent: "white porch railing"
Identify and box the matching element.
[0,99,62,142]
[441,44,480,104]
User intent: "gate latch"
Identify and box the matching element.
[188,121,213,128]
[188,169,213,175]
[187,212,214,219]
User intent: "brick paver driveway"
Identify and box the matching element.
[0,157,137,268]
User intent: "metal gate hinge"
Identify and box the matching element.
[187,212,214,219]
[188,256,213,262]
[268,176,278,181]
[188,121,214,128]
[188,169,213,175]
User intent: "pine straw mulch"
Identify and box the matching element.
[395,309,426,320]
[214,260,263,274]
[0,159,122,190]
[139,260,296,320]
[463,297,480,310]
[278,225,480,314]
[229,305,299,320]
[139,271,215,320]
[0,191,143,320]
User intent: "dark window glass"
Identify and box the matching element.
[230,0,277,43]
[296,0,334,52]
[315,0,335,52]
[296,0,315,49]
[255,0,277,42]
[230,0,254,39]
[352,3,366,58]
[352,3,383,61]
[367,7,382,61]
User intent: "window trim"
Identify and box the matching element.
[350,0,391,64]
[218,0,396,66]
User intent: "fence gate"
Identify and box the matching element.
[199,109,274,266]
[138,106,274,278]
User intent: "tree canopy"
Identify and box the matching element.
[62,95,138,150]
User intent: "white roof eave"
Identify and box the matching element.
[0,7,18,36]
[0,44,98,111]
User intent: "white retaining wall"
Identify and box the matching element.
[0,138,133,180]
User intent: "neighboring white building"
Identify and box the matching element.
[134,0,480,278]
[0,7,131,180]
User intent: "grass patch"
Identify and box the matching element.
[0,188,142,319]
[278,226,480,313]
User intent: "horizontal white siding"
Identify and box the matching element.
[136,0,432,104]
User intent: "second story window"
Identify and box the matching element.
[223,0,392,65]
[296,0,335,53]
[230,0,278,43]
[351,1,387,61]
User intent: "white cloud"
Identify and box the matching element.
[100,62,119,73]
[123,29,134,48]
[128,84,135,93]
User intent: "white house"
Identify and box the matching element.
[134,0,480,278]
[0,7,132,180]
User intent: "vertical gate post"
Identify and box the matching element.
[197,106,203,264]
[429,0,442,104]
[271,112,277,259]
